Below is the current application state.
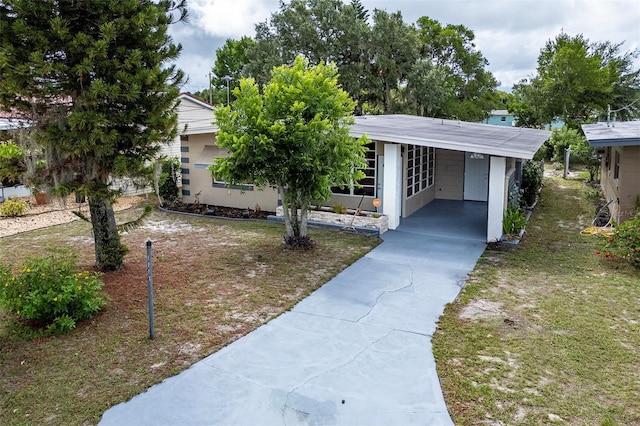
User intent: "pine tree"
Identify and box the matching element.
[0,0,186,270]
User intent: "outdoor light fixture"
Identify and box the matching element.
[222,75,232,106]
[470,152,485,160]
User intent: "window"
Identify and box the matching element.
[332,142,376,196]
[614,150,620,180]
[500,116,506,122]
[180,134,189,142]
[406,145,435,198]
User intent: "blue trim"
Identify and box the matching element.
[180,146,189,152]
[181,157,189,163]
[182,189,190,196]
[181,168,189,174]
[182,178,190,185]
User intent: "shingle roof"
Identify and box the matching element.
[351,114,550,159]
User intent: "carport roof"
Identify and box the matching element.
[350,114,551,159]
[581,121,640,147]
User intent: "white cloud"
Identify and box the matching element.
[188,0,277,38]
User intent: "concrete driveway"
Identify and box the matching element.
[100,200,487,425]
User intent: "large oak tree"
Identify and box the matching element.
[0,0,186,270]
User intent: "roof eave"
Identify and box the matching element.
[350,130,539,159]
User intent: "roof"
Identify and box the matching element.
[351,114,551,159]
[581,121,640,147]
[179,92,214,110]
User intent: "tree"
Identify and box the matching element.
[367,9,419,114]
[210,36,255,105]
[512,32,639,130]
[415,17,498,121]
[245,0,372,113]
[211,57,368,244]
[0,0,186,271]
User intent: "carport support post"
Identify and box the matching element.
[383,143,402,230]
[487,156,506,242]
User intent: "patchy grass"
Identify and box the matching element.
[433,176,640,425]
[0,208,379,425]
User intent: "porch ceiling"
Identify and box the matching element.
[350,114,551,159]
[582,121,640,147]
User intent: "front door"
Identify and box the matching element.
[464,152,489,201]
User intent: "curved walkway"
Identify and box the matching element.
[100,200,487,425]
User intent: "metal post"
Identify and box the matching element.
[222,75,232,106]
[563,147,571,179]
[146,239,155,340]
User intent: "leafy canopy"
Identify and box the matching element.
[211,57,368,237]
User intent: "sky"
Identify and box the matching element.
[169,0,640,94]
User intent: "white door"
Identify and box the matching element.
[464,152,489,201]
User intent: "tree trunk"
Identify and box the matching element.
[88,195,126,271]
[299,203,308,237]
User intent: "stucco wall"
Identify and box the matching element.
[180,133,279,212]
[619,145,640,222]
[434,149,464,200]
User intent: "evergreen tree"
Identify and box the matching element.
[0,0,186,270]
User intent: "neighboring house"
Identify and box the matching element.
[582,121,640,223]
[483,109,515,127]
[179,98,551,242]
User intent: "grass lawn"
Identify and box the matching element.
[433,176,640,425]
[0,207,379,425]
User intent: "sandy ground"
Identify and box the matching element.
[0,195,145,238]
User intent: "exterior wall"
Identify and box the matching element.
[180,133,279,212]
[434,149,464,200]
[618,145,640,222]
[600,147,619,217]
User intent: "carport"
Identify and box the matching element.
[350,115,551,242]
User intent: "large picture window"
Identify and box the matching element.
[406,145,435,198]
[332,142,376,196]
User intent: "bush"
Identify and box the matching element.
[503,207,527,235]
[598,213,640,267]
[520,160,543,208]
[158,157,181,206]
[284,235,315,250]
[0,249,106,336]
[0,198,29,217]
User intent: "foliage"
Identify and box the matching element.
[548,126,592,162]
[520,160,543,208]
[0,141,25,185]
[511,32,640,129]
[0,198,29,217]
[503,206,527,235]
[597,213,640,267]
[158,157,181,206]
[0,0,186,271]
[415,16,499,121]
[236,0,497,119]
[0,249,106,336]
[283,235,315,250]
[211,57,368,243]
[210,36,256,105]
[507,180,521,210]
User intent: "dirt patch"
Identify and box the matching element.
[459,299,505,320]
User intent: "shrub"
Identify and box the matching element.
[598,213,640,267]
[0,198,29,217]
[284,235,315,250]
[158,157,181,206]
[520,160,543,208]
[0,249,106,336]
[503,207,527,235]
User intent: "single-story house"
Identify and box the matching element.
[582,121,640,223]
[178,94,551,242]
[482,109,516,127]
